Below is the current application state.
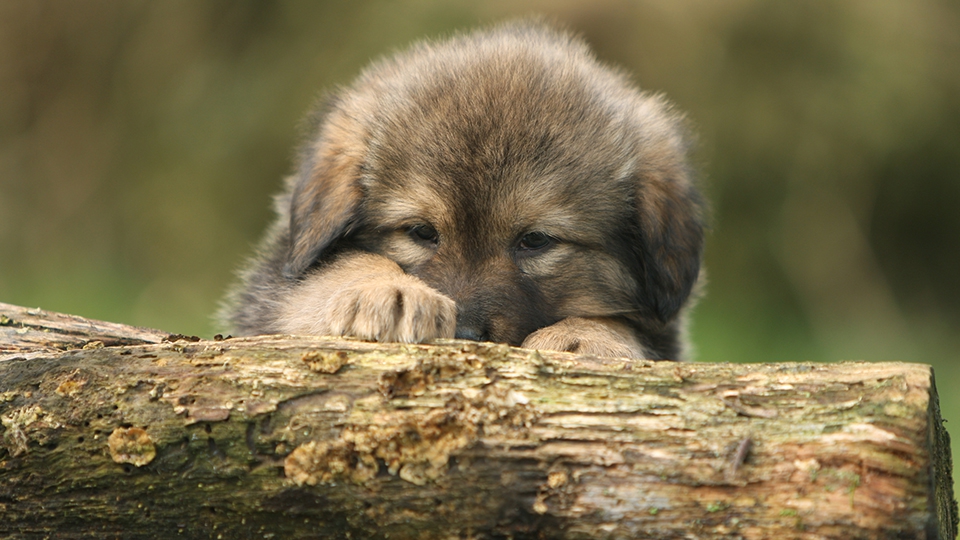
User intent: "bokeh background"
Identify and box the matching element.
[2,0,958,493]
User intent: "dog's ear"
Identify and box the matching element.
[284,97,366,278]
[633,163,705,323]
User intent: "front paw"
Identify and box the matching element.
[325,277,456,343]
[276,268,457,343]
[521,317,646,359]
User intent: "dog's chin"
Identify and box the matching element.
[453,321,536,347]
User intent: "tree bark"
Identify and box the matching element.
[0,302,956,539]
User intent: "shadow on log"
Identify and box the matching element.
[0,302,956,539]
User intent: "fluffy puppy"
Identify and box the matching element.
[220,21,705,360]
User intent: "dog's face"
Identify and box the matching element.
[348,99,648,346]
[279,25,703,355]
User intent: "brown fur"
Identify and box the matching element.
[219,21,705,360]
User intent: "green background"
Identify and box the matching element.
[2,0,958,497]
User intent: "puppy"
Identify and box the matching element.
[219,21,705,360]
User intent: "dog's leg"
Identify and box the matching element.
[274,252,456,343]
[521,317,648,359]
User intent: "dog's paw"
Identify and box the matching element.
[324,277,457,343]
[521,317,646,359]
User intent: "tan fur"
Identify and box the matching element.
[219,20,705,360]
[523,317,646,358]
[276,253,456,342]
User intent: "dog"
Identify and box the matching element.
[219,20,705,360]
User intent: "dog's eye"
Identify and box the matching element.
[409,224,439,245]
[518,231,552,251]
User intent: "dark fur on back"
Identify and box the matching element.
[220,21,705,360]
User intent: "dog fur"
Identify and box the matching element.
[219,21,705,360]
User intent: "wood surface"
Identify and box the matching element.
[0,302,956,539]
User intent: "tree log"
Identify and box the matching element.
[0,302,956,539]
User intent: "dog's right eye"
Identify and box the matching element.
[518,231,552,251]
[408,224,439,245]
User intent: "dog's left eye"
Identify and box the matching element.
[408,224,439,245]
[518,231,552,251]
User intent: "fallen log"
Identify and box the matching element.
[0,302,956,539]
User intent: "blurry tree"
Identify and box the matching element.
[0,0,957,386]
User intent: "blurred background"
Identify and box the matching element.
[1,0,958,491]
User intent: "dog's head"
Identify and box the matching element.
[283,22,704,349]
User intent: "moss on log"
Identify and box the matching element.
[0,302,956,539]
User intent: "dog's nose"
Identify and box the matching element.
[455,326,489,342]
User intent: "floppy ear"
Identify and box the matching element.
[634,165,705,323]
[283,98,366,278]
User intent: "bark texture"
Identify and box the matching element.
[0,302,956,539]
